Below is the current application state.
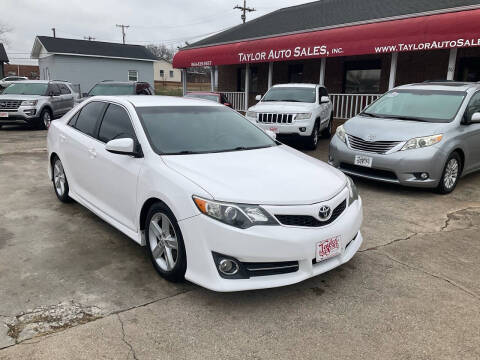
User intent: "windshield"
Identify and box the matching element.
[184,94,219,102]
[262,87,316,103]
[2,83,48,95]
[136,106,277,155]
[88,84,135,96]
[363,89,466,123]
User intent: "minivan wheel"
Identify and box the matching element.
[436,152,461,194]
[52,156,71,202]
[39,108,52,130]
[305,121,320,150]
[321,114,333,138]
[145,203,187,282]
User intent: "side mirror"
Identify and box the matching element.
[255,94,262,101]
[265,130,277,139]
[471,112,480,123]
[105,138,137,156]
[320,96,330,104]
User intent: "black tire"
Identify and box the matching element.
[145,202,187,282]
[321,114,333,138]
[51,156,72,202]
[436,152,462,194]
[305,120,320,150]
[38,108,52,130]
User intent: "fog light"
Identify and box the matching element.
[299,127,306,132]
[218,259,239,275]
[420,172,429,180]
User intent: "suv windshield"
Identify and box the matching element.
[3,83,48,95]
[363,89,466,123]
[262,87,316,103]
[88,84,135,96]
[137,106,277,155]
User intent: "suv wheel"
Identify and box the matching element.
[145,202,187,282]
[39,108,52,130]
[321,114,333,138]
[305,121,320,150]
[436,152,461,194]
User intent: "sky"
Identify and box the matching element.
[2,0,311,65]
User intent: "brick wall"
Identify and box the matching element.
[4,64,40,79]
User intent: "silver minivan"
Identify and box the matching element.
[329,81,480,193]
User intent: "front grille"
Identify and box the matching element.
[340,163,398,180]
[244,261,299,277]
[347,134,400,154]
[258,113,293,124]
[275,200,347,227]
[0,100,22,110]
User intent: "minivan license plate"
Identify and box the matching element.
[316,236,341,262]
[354,155,373,168]
[0,112,8,118]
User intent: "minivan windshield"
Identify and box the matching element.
[88,83,135,96]
[136,106,277,155]
[2,83,48,95]
[262,87,316,103]
[363,89,466,123]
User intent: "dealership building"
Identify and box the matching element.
[173,1,480,117]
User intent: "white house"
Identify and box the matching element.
[154,59,181,83]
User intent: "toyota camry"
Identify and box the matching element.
[47,96,363,292]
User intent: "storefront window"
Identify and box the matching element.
[288,64,304,83]
[237,67,258,93]
[344,60,381,94]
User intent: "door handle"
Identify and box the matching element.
[88,148,97,158]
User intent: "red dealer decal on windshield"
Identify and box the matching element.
[174,9,480,68]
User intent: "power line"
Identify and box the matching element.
[234,0,256,24]
[116,24,130,44]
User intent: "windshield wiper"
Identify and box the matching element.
[165,150,200,155]
[390,116,427,122]
[361,112,384,118]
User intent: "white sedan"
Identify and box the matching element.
[47,95,363,292]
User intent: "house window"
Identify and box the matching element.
[169,70,174,78]
[128,70,138,81]
[159,69,164,77]
[344,60,382,94]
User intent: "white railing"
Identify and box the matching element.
[330,93,381,120]
[221,92,245,111]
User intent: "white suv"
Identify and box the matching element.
[246,84,333,149]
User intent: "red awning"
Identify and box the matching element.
[173,9,480,68]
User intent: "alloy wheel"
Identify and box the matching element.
[53,160,66,196]
[148,213,179,271]
[313,125,319,146]
[43,111,51,129]
[443,158,459,190]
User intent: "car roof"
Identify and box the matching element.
[272,83,318,88]
[91,95,225,108]
[395,81,479,92]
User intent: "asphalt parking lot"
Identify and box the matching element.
[0,125,479,359]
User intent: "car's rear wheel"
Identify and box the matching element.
[39,108,52,130]
[305,121,320,150]
[321,114,333,138]
[145,203,187,282]
[436,152,461,194]
[52,156,71,202]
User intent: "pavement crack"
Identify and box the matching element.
[376,251,480,301]
[440,206,480,231]
[359,232,418,252]
[117,314,138,360]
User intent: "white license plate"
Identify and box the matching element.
[269,126,279,134]
[0,112,8,118]
[316,236,341,262]
[354,155,373,168]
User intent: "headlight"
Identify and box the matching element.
[193,196,278,229]
[401,134,443,151]
[346,176,359,206]
[336,124,346,143]
[21,100,38,106]
[246,110,257,118]
[295,113,312,120]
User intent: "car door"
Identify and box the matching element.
[462,91,480,171]
[61,101,107,206]
[88,102,143,231]
[47,83,63,117]
[59,83,75,114]
[318,86,331,125]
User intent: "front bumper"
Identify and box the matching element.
[178,196,363,292]
[0,107,38,125]
[246,116,315,137]
[328,135,448,188]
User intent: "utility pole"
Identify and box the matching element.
[51,28,56,38]
[84,36,96,41]
[116,24,130,44]
[234,0,255,24]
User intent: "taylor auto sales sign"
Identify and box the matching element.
[238,45,329,62]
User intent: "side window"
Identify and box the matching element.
[68,111,80,127]
[465,92,480,121]
[74,102,106,137]
[59,84,71,94]
[48,83,61,96]
[98,104,136,143]
[319,87,328,97]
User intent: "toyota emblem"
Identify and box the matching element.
[366,134,376,142]
[318,205,332,221]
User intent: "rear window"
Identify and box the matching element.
[88,84,135,96]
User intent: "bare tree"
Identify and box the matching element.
[0,23,10,44]
[146,44,176,62]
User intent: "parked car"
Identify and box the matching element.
[183,91,233,107]
[245,84,333,150]
[0,76,28,89]
[0,80,76,129]
[329,81,480,193]
[78,81,154,103]
[47,96,363,292]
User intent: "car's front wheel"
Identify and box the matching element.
[145,202,187,282]
[52,156,71,202]
[321,114,333,138]
[436,152,461,194]
[305,121,320,150]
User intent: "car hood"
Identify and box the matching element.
[0,94,44,100]
[249,101,316,113]
[162,145,346,205]
[344,115,449,141]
